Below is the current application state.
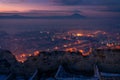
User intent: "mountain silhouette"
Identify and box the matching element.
[68,13,85,19]
[0,14,26,19]
[0,13,85,19]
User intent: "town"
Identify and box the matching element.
[0,30,120,62]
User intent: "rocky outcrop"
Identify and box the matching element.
[0,49,120,78]
[0,49,17,73]
[93,49,120,73]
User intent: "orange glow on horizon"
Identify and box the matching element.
[0,4,29,12]
[0,3,57,12]
[0,3,68,12]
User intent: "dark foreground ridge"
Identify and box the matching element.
[0,49,120,80]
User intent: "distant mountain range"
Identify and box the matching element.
[0,13,86,19]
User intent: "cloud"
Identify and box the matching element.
[52,0,95,5]
[103,6,120,12]
[0,0,26,3]
[52,0,83,5]
[51,0,120,6]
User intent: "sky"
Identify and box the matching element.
[0,0,120,17]
[0,0,120,34]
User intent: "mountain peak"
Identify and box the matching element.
[70,13,85,18]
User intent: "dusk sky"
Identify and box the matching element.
[0,0,120,17]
